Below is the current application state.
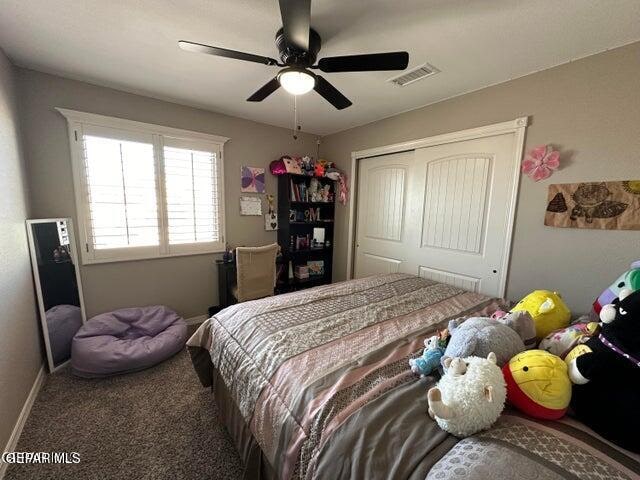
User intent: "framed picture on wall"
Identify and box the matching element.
[265,212,278,230]
[240,196,262,215]
[241,166,266,193]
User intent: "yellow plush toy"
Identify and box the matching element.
[511,290,570,339]
[503,350,572,420]
[564,343,592,365]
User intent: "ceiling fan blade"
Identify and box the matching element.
[179,40,279,66]
[317,51,409,72]
[247,77,281,102]
[313,75,352,110]
[278,0,311,51]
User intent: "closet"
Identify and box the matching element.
[353,125,524,297]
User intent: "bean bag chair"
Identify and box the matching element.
[71,305,187,378]
[46,304,83,366]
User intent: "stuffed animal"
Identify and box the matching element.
[269,158,287,175]
[502,349,572,420]
[325,168,341,181]
[318,166,349,204]
[511,290,571,339]
[592,260,640,315]
[299,156,313,176]
[567,288,640,452]
[538,321,599,358]
[337,172,349,205]
[309,177,321,202]
[442,311,536,368]
[409,333,447,377]
[490,310,509,320]
[283,156,302,175]
[321,184,331,202]
[427,352,506,437]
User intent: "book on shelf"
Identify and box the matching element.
[290,179,310,202]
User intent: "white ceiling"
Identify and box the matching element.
[1,0,639,135]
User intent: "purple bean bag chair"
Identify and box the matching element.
[71,305,187,378]
[46,304,83,366]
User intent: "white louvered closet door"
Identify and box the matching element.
[355,133,518,297]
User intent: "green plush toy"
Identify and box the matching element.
[592,260,640,315]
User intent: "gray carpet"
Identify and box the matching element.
[6,327,244,480]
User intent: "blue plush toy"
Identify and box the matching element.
[410,335,445,377]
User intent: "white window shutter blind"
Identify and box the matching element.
[162,138,224,253]
[58,109,228,264]
[81,126,161,260]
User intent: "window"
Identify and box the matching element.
[83,132,159,251]
[59,109,228,264]
[163,141,221,246]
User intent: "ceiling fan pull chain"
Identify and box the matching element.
[293,95,301,140]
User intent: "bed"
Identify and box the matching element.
[188,273,639,480]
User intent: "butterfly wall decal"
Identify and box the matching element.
[241,166,266,193]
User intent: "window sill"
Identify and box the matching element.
[81,248,225,265]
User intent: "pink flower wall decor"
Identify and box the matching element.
[522,145,560,181]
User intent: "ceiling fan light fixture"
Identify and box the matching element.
[278,69,315,95]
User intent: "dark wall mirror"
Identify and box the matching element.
[26,218,86,372]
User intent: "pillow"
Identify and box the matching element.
[538,321,598,358]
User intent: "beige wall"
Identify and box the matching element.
[13,42,640,322]
[17,68,318,318]
[0,50,41,452]
[321,42,640,314]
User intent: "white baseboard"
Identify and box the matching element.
[0,365,46,479]
[184,314,208,326]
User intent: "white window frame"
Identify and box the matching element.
[57,108,229,265]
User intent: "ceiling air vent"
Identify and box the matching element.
[388,63,440,87]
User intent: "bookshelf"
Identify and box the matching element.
[277,174,335,291]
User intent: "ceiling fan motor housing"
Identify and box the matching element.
[275,28,321,67]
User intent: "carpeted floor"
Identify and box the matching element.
[5,326,244,480]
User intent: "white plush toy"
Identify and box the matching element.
[309,178,320,202]
[427,352,506,437]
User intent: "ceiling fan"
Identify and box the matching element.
[179,0,409,110]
